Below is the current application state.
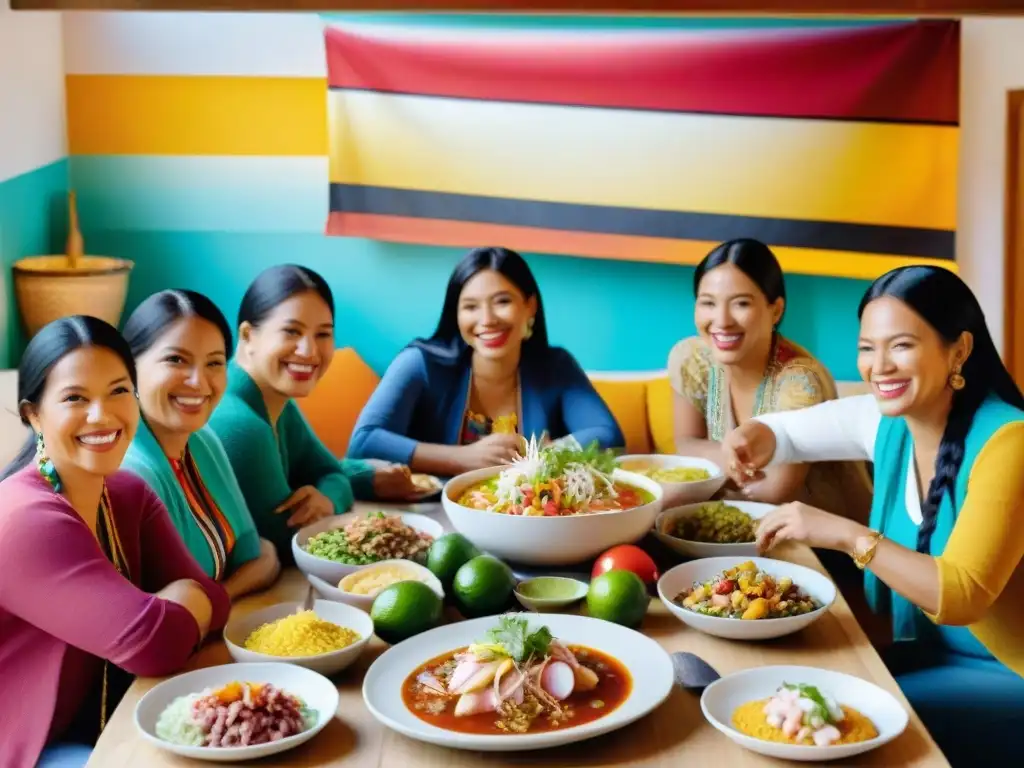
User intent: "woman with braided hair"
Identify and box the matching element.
[720,265,1024,766]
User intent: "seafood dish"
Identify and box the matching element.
[456,438,653,516]
[732,683,879,746]
[675,502,756,544]
[155,681,316,748]
[675,561,820,620]
[402,615,631,734]
[304,511,434,565]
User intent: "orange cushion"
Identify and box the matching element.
[646,376,675,455]
[297,347,380,457]
[589,378,652,455]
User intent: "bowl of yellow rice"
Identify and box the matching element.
[224,599,374,676]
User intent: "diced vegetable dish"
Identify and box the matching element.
[674,561,821,619]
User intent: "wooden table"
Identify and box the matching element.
[88,503,948,767]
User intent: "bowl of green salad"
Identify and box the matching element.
[292,510,444,586]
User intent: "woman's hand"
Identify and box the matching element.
[721,421,778,486]
[756,502,860,554]
[457,433,524,472]
[275,486,335,528]
[372,464,420,500]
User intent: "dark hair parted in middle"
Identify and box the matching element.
[237,265,334,329]
[693,238,787,323]
[123,289,234,360]
[413,246,548,361]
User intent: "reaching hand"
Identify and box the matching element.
[721,421,778,487]
[457,433,524,472]
[755,502,856,554]
[274,485,335,528]
[372,464,420,500]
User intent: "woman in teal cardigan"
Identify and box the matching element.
[208,265,420,562]
[122,289,280,599]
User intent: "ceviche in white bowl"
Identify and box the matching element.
[442,439,663,565]
[363,612,673,751]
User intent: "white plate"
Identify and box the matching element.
[292,511,444,585]
[362,613,674,751]
[135,662,339,762]
[442,467,663,566]
[653,501,775,558]
[307,560,445,613]
[617,454,726,506]
[657,557,836,640]
[223,600,374,676]
[701,665,909,762]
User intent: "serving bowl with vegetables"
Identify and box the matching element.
[442,439,662,566]
[654,501,775,558]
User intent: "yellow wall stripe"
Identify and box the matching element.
[328,90,957,231]
[66,75,327,156]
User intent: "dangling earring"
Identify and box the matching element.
[524,317,535,341]
[35,432,62,493]
[949,364,966,392]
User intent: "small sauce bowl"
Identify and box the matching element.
[514,576,589,612]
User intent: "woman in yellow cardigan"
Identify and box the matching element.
[723,266,1023,766]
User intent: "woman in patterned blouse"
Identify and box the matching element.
[121,290,280,599]
[668,239,872,523]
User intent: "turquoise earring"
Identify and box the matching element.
[36,432,62,493]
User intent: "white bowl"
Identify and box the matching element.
[135,662,339,762]
[291,510,444,585]
[306,560,445,613]
[223,599,374,676]
[657,556,836,640]
[654,501,775,558]
[363,612,674,751]
[617,454,726,506]
[441,466,663,566]
[700,665,909,762]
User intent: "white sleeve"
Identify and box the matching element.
[753,394,880,465]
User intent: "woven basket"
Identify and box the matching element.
[13,255,134,337]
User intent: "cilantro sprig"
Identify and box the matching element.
[542,440,618,478]
[481,615,553,663]
[781,682,835,725]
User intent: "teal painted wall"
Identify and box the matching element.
[0,160,69,366]
[82,229,869,381]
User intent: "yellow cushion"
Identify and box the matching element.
[589,378,652,454]
[646,376,675,455]
[296,347,380,458]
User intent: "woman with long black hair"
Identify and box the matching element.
[347,247,624,475]
[721,265,1024,765]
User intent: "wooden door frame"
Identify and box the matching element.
[1005,90,1024,384]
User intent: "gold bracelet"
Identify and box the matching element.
[850,531,883,570]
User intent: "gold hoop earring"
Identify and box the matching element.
[524,317,535,340]
[949,366,966,391]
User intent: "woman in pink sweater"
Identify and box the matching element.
[0,316,230,768]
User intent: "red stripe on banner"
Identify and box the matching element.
[324,20,958,124]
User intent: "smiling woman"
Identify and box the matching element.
[120,290,281,599]
[0,316,229,768]
[207,265,421,564]
[347,247,625,477]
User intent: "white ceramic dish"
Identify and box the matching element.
[514,576,589,611]
[292,510,444,585]
[700,665,909,762]
[657,556,836,640]
[223,599,374,676]
[654,500,776,558]
[442,466,663,565]
[617,454,726,506]
[306,561,445,613]
[135,662,339,762]
[363,612,673,751]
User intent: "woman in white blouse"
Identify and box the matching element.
[722,266,1024,766]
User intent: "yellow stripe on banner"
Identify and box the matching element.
[328,90,957,231]
[67,75,327,156]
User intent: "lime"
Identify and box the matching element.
[370,581,443,644]
[586,570,649,628]
[452,555,516,618]
[427,533,481,589]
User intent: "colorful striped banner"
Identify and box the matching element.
[324,19,959,278]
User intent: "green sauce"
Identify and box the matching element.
[517,577,586,600]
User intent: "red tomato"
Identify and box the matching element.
[592,545,659,585]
